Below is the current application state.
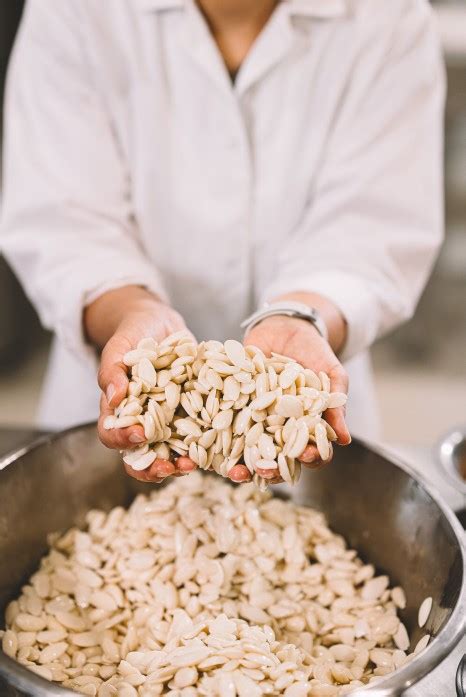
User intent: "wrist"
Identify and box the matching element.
[271,291,347,355]
[242,300,328,343]
[84,286,166,349]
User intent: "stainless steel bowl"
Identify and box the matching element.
[0,423,465,696]
[437,425,466,496]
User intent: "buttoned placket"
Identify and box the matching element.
[175,1,308,311]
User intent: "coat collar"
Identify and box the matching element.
[136,0,183,11]
[136,0,349,96]
[136,0,349,19]
[289,0,348,18]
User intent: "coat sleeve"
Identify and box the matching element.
[0,0,169,363]
[260,0,445,362]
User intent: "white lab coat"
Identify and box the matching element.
[0,0,444,434]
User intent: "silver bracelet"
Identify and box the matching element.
[241,301,328,341]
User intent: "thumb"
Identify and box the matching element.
[97,334,131,407]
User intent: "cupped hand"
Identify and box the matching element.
[230,314,351,484]
[87,288,198,482]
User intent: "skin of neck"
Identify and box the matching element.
[196,0,278,72]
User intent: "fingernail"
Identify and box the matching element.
[106,384,116,406]
[339,433,352,446]
[129,433,145,444]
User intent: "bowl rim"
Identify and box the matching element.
[0,422,465,697]
[436,424,466,494]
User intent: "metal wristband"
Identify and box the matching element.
[241,301,329,341]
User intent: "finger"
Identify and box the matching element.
[303,459,327,471]
[148,459,177,479]
[123,463,163,483]
[255,466,280,480]
[298,443,320,463]
[304,441,334,470]
[299,443,328,468]
[228,464,252,483]
[298,443,331,469]
[98,335,131,408]
[99,423,145,450]
[174,456,198,473]
[324,407,351,446]
[124,458,176,483]
[327,367,351,445]
[98,393,145,449]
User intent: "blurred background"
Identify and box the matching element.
[0,1,465,454]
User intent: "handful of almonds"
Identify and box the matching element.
[104,331,347,488]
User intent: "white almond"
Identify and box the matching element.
[245,422,264,447]
[361,576,389,601]
[174,418,202,438]
[1,630,18,658]
[303,368,321,389]
[206,368,224,391]
[278,364,301,389]
[394,622,410,651]
[102,415,117,430]
[165,382,181,410]
[114,415,139,429]
[315,421,330,461]
[38,641,68,664]
[240,381,256,395]
[15,614,47,632]
[233,407,252,435]
[170,646,211,667]
[143,412,156,442]
[137,337,158,351]
[244,445,260,473]
[319,371,331,392]
[327,391,348,408]
[154,442,170,460]
[414,634,430,654]
[212,409,234,431]
[224,339,247,367]
[249,391,277,411]
[276,396,303,419]
[277,453,293,485]
[253,372,269,396]
[223,376,241,402]
[127,451,157,471]
[121,444,149,465]
[230,435,245,460]
[286,419,309,459]
[255,459,277,471]
[418,596,433,628]
[206,359,239,376]
[392,586,407,609]
[137,357,157,387]
[70,632,100,648]
[120,401,143,418]
[198,429,217,449]
[123,348,155,367]
[258,434,277,460]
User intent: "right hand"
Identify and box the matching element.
[85,286,198,482]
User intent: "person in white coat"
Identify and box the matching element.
[1,0,444,483]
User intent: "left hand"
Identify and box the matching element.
[86,286,199,483]
[227,315,351,484]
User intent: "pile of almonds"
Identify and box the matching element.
[103,332,347,487]
[1,474,431,696]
